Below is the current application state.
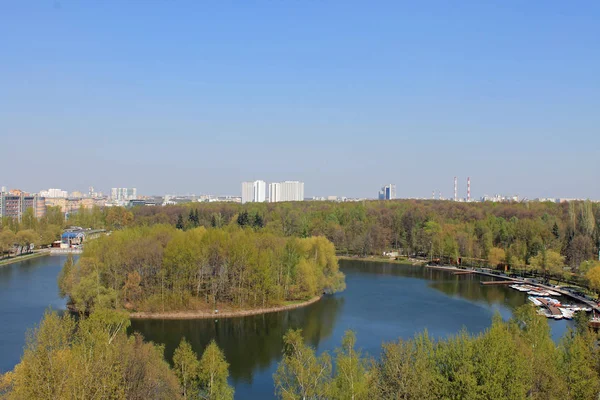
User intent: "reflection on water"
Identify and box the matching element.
[130,295,344,382]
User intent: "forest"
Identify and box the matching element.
[3,305,599,400]
[59,225,345,313]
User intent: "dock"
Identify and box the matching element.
[480,280,515,285]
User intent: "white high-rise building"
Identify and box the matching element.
[241,182,254,204]
[254,180,266,202]
[111,188,137,202]
[280,181,304,202]
[378,184,396,200]
[268,182,281,203]
[241,180,266,204]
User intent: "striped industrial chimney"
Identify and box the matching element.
[454,177,458,202]
[467,177,471,202]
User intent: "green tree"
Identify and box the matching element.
[173,338,200,399]
[586,264,600,295]
[274,329,332,400]
[330,331,369,400]
[488,246,506,267]
[176,214,185,230]
[530,249,565,282]
[198,341,233,400]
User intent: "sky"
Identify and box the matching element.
[1,1,599,199]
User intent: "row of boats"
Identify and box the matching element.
[509,284,561,297]
[526,296,591,319]
[508,284,592,320]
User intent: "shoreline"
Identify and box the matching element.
[0,251,48,267]
[129,295,323,320]
[345,257,600,313]
[337,255,424,266]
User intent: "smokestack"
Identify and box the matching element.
[454,177,458,202]
[432,190,435,200]
[467,177,471,202]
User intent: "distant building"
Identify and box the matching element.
[241,181,266,204]
[279,181,304,202]
[0,193,46,221]
[268,182,281,203]
[39,188,68,198]
[0,186,6,193]
[111,188,137,202]
[378,184,396,200]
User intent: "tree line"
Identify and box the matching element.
[4,304,599,399]
[59,225,345,313]
[130,199,600,288]
[274,306,600,400]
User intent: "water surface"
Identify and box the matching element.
[0,255,68,373]
[0,257,574,398]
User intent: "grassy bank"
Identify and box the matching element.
[129,296,323,320]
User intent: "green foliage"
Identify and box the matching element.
[59,225,344,313]
[173,338,200,399]
[197,341,234,400]
[274,329,332,400]
[330,331,370,400]
[1,309,180,400]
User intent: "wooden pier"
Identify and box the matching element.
[480,280,515,285]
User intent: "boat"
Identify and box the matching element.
[537,309,552,318]
[559,308,574,320]
[528,296,542,306]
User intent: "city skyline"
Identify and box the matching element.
[3,177,600,202]
[2,2,599,199]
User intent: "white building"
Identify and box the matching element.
[39,188,68,198]
[241,180,266,204]
[378,184,396,200]
[280,181,304,202]
[111,188,137,201]
[268,182,281,203]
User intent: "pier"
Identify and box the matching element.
[480,280,516,285]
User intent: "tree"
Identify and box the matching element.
[237,211,250,227]
[176,214,185,230]
[198,341,233,400]
[173,338,199,399]
[330,331,369,400]
[488,247,506,268]
[586,265,600,295]
[530,249,565,282]
[274,329,332,400]
[0,229,16,258]
[57,254,74,297]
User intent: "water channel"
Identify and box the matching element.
[0,256,574,398]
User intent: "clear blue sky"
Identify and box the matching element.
[1,1,599,199]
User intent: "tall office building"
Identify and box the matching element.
[378,184,396,200]
[268,182,281,203]
[280,181,304,202]
[241,180,266,204]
